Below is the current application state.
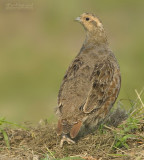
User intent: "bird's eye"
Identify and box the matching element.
[86,17,90,21]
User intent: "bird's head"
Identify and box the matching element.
[75,13,103,32]
[75,13,107,44]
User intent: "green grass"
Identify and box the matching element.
[41,156,84,160]
[0,117,27,149]
[105,89,144,150]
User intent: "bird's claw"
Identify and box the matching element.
[60,134,75,148]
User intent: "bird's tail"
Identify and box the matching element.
[57,119,82,139]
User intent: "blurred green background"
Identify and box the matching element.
[0,0,144,124]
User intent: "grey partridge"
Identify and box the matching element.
[56,13,121,147]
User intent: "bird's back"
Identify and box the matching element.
[58,45,119,124]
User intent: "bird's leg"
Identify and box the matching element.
[60,134,75,148]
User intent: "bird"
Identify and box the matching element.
[56,13,121,147]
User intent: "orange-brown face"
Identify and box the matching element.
[75,13,103,32]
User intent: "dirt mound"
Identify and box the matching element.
[0,120,143,160]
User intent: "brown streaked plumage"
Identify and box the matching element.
[56,13,121,147]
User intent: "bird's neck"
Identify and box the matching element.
[84,30,108,47]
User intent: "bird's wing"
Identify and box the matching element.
[83,60,115,113]
[58,55,92,117]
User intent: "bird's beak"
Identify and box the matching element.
[75,16,81,22]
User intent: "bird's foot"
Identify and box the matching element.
[60,134,75,148]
